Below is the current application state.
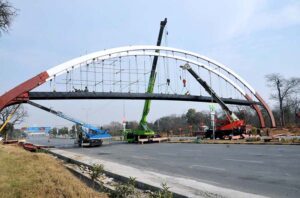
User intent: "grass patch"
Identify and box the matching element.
[0,145,107,198]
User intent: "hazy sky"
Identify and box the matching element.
[1,0,299,128]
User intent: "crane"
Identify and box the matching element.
[180,63,245,139]
[27,101,111,146]
[125,18,167,143]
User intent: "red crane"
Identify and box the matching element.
[180,63,245,139]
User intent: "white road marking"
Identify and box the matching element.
[189,164,226,171]
[225,158,264,164]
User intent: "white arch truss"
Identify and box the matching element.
[46,45,255,97]
[0,45,276,127]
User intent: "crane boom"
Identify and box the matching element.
[180,63,239,122]
[139,18,167,131]
[27,101,111,140]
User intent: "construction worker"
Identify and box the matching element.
[78,131,83,147]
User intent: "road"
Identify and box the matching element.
[29,136,300,198]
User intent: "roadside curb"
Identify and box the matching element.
[64,165,115,194]
[167,141,300,145]
[44,148,268,198]
[46,149,187,198]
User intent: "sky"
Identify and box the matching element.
[1,0,299,128]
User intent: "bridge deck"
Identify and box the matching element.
[28,92,261,106]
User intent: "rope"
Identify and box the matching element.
[198,64,202,96]
[86,63,89,90]
[163,57,169,93]
[53,75,56,92]
[50,79,52,91]
[143,53,147,92]
[71,66,74,92]
[128,57,131,92]
[208,61,213,103]
[94,59,97,92]
[80,65,83,90]
[218,68,222,97]
[66,70,69,91]
[175,57,179,93]
[102,60,104,92]
[164,23,168,47]
[157,57,160,93]
[135,56,139,93]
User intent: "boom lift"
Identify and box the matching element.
[124,18,167,143]
[180,63,245,139]
[27,101,111,146]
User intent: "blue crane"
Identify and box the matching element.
[27,101,111,146]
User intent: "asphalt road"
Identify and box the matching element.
[29,136,300,198]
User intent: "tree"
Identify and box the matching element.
[266,74,300,127]
[49,127,58,137]
[0,105,28,139]
[69,125,77,138]
[285,96,300,125]
[126,121,139,130]
[186,108,197,125]
[0,104,28,125]
[58,127,69,136]
[0,0,17,35]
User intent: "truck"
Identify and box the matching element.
[27,101,111,146]
[180,63,246,139]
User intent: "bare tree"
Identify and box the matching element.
[286,96,300,125]
[0,104,28,125]
[266,74,300,127]
[0,105,28,139]
[0,0,17,35]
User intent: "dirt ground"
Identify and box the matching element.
[265,127,300,136]
[0,144,108,198]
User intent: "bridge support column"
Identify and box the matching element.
[255,93,276,128]
[245,94,265,128]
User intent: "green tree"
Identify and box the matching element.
[58,127,68,136]
[49,127,58,137]
[186,108,196,125]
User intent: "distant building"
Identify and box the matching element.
[21,127,52,136]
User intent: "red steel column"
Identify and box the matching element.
[255,93,276,128]
[245,94,265,128]
[0,71,49,111]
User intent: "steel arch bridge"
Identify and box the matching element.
[0,45,276,128]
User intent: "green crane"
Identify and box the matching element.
[125,18,167,143]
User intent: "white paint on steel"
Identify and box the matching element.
[46,45,256,95]
[47,50,247,96]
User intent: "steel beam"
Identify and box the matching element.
[28,92,261,106]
